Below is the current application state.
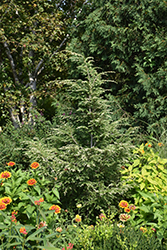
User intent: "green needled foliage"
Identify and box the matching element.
[67,0,167,134]
[45,55,136,222]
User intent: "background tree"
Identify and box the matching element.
[67,0,167,134]
[0,0,86,126]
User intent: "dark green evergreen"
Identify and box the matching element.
[67,0,167,134]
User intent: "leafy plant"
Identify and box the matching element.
[74,212,165,250]
[0,161,64,249]
[121,144,167,199]
[121,144,167,243]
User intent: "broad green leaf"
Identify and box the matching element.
[34,185,41,195]
[52,188,60,200]
[0,223,7,229]
[132,159,140,167]
[139,206,149,213]
[141,167,148,176]
[140,182,145,190]
[147,176,157,185]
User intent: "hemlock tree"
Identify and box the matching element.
[67,0,167,133]
[48,55,136,221]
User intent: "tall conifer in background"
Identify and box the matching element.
[67,0,167,134]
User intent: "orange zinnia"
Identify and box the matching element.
[0,197,12,205]
[124,207,131,213]
[49,205,61,214]
[119,200,129,208]
[7,161,15,166]
[27,178,37,186]
[30,162,40,169]
[0,171,11,179]
[0,202,6,210]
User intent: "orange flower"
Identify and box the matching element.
[145,142,152,147]
[12,210,18,215]
[34,198,44,205]
[27,178,37,186]
[30,162,39,169]
[11,215,17,223]
[124,207,131,213]
[19,227,27,235]
[11,211,17,223]
[119,200,129,208]
[0,197,12,205]
[158,142,164,147]
[0,202,6,210]
[7,161,15,166]
[49,205,61,214]
[74,214,82,222]
[0,171,11,179]
[39,198,44,202]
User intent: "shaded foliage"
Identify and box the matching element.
[67,0,167,134]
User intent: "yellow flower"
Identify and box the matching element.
[140,227,147,233]
[0,202,6,210]
[76,204,82,208]
[0,171,11,179]
[49,205,61,214]
[74,214,81,222]
[0,197,12,205]
[119,200,129,208]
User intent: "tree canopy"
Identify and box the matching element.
[0,0,85,126]
[67,0,167,132]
